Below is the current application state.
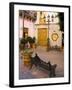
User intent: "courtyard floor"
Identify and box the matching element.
[19,46,64,79]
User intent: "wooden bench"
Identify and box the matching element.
[30,53,57,77]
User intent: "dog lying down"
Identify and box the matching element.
[30,53,57,77]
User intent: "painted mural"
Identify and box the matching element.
[19,10,64,79]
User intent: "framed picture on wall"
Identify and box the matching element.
[9,2,70,87]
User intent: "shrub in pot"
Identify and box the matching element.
[27,37,34,48]
[20,38,27,50]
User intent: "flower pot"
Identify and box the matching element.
[23,53,31,66]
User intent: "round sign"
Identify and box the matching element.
[51,33,59,41]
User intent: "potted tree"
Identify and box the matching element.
[19,38,27,51]
[26,37,32,48]
[26,36,36,49]
[22,37,33,66]
[23,48,33,66]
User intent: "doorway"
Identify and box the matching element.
[23,27,28,38]
[38,28,48,46]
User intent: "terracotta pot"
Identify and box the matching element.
[23,53,31,66]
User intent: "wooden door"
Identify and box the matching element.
[38,28,47,46]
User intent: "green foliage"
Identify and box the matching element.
[58,13,64,31]
[20,38,27,44]
[27,37,36,44]
[20,37,36,48]
[19,10,37,22]
[32,37,36,43]
[27,37,33,43]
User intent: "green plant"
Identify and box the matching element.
[32,37,36,43]
[27,36,36,44]
[19,38,28,50]
[24,48,33,54]
[27,37,33,43]
[20,38,27,45]
[57,13,64,31]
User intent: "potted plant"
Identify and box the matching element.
[23,48,33,66]
[26,37,32,48]
[26,36,36,48]
[19,38,27,51]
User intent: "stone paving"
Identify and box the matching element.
[19,46,64,79]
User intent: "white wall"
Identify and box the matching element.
[49,24,62,47]
[19,17,35,38]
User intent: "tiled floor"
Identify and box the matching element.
[19,46,64,79]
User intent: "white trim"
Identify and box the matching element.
[14,4,69,86]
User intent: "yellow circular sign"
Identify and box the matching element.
[51,33,59,41]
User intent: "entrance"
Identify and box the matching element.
[38,28,48,46]
[23,27,28,38]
